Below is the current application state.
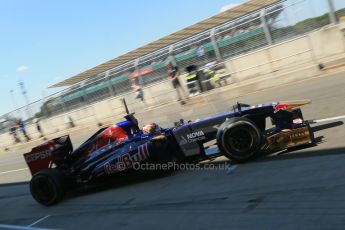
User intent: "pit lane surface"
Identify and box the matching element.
[1,70,345,229]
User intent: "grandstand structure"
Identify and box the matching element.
[6,0,344,120]
[41,0,282,115]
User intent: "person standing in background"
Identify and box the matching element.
[18,119,30,142]
[9,125,20,144]
[34,118,44,138]
[131,77,144,102]
[167,63,187,105]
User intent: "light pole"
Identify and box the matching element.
[18,80,32,119]
[9,89,20,118]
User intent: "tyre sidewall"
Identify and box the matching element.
[30,169,65,206]
[217,117,261,162]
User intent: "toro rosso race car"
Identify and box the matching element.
[24,100,315,205]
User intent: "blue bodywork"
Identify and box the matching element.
[25,102,313,184]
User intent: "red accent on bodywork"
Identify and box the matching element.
[274,103,289,113]
[84,125,128,156]
[103,125,128,142]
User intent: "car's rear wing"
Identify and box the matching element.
[23,136,73,175]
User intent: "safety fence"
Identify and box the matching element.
[0,0,344,139]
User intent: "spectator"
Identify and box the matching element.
[9,125,20,144]
[167,62,188,104]
[18,119,30,142]
[34,118,44,138]
[131,78,144,102]
[65,115,75,128]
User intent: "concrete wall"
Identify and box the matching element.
[230,48,273,81]
[225,23,345,82]
[2,22,345,149]
[269,36,313,69]
[310,25,345,59]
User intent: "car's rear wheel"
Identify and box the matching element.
[217,117,262,162]
[30,169,66,206]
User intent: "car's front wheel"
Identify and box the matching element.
[217,117,262,162]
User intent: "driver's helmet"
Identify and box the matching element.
[142,123,161,134]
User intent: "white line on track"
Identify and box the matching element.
[0,223,57,230]
[311,115,345,123]
[28,215,51,228]
[0,168,28,176]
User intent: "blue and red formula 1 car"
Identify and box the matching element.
[24,100,315,205]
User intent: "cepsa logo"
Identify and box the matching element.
[104,143,149,174]
[25,150,52,163]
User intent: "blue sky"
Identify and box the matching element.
[0,0,245,116]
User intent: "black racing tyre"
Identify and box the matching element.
[30,169,66,206]
[217,117,262,162]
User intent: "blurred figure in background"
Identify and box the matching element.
[9,125,20,144]
[18,119,30,142]
[131,78,144,102]
[167,63,187,105]
[65,115,75,128]
[203,61,226,87]
[33,117,44,138]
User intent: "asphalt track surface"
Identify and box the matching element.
[1,69,345,229]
